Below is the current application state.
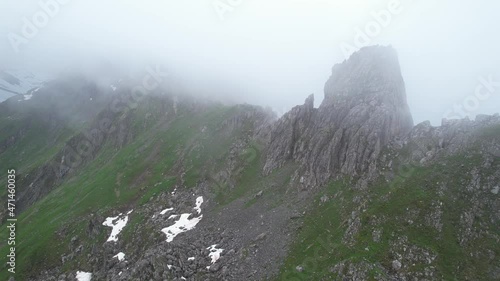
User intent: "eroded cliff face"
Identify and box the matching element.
[264,46,414,188]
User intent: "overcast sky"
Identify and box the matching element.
[1,0,499,125]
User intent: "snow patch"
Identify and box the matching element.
[76,271,92,281]
[187,257,195,261]
[194,196,203,214]
[161,196,204,242]
[17,87,42,102]
[153,207,174,218]
[160,207,174,215]
[162,213,202,242]
[102,211,132,242]
[110,85,117,91]
[113,252,125,261]
[207,244,224,266]
[167,265,172,269]
[492,186,499,195]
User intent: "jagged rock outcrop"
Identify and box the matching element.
[262,94,315,173]
[264,45,414,188]
[379,113,500,170]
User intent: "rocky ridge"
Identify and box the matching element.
[264,46,414,188]
[1,45,499,281]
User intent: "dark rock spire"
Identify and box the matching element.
[264,45,414,187]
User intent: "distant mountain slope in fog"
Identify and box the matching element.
[0,70,50,101]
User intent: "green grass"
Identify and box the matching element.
[138,178,175,205]
[213,143,262,205]
[276,180,355,280]
[0,116,75,179]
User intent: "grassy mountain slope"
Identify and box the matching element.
[277,132,500,280]
[0,93,272,280]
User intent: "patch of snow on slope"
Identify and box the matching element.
[76,271,92,281]
[187,257,195,261]
[160,207,174,215]
[207,244,224,264]
[161,196,204,242]
[113,252,125,261]
[194,196,203,214]
[102,211,133,242]
[153,207,174,218]
[162,213,202,242]
[17,87,40,101]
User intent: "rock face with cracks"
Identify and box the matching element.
[264,46,414,188]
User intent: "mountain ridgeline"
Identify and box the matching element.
[0,46,499,280]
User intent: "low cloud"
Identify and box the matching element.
[0,0,499,123]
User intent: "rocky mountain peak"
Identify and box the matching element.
[324,45,402,100]
[264,45,414,187]
[321,45,413,134]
